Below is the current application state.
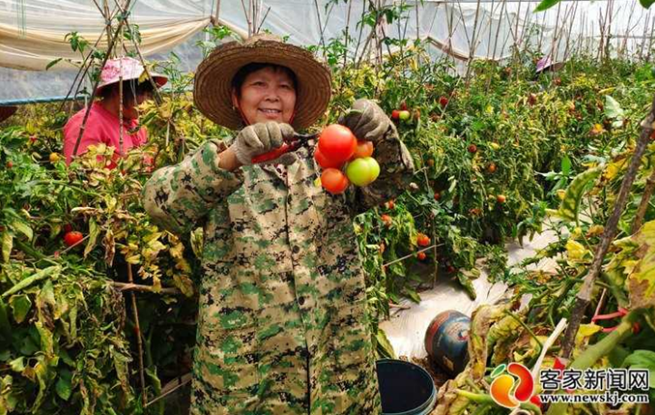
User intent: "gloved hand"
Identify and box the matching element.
[339,98,392,143]
[230,122,296,166]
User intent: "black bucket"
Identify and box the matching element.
[376,359,437,415]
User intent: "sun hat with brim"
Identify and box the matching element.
[96,57,167,94]
[194,34,332,130]
[0,106,17,123]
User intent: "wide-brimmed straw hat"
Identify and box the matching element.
[194,34,332,130]
[0,106,17,123]
[96,57,167,94]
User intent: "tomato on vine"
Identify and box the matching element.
[64,231,84,247]
[318,124,357,163]
[320,168,349,194]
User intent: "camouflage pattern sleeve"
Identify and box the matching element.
[142,139,244,235]
[346,123,415,214]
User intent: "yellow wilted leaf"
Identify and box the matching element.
[125,255,141,264]
[566,239,591,262]
[603,159,627,180]
[575,323,602,346]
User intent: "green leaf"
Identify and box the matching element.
[534,0,562,12]
[557,166,602,224]
[622,350,655,388]
[8,295,31,324]
[1,232,12,263]
[641,0,655,8]
[10,220,32,241]
[376,328,397,359]
[560,155,571,176]
[45,58,63,71]
[84,218,100,258]
[55,372,72,401]
[403,286,421,303]
[8,357,25,373]
[605,96,624,119]
[605,96,625,128]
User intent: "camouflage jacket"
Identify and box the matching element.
[142,124,414,414]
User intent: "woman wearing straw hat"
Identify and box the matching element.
[143,34,415,414]
[63,57,167,165]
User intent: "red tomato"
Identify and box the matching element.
[417,252,427,261]
[64,231,84,247]
[321,168,349,194]
[468,144,478,153]
[439,96,449,107]
[496,194,507,204]
[352,140,374,159]
[391,110,400,120]
[318,124,357,163]
[417,233,430,247]
[381,214,392,227]
[314,148,344,169]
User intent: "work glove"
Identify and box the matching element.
[339,98,393,144]
[230,122,297,166]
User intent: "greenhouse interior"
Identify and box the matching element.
[1,0,655,414]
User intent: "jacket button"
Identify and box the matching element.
[298,296,306,306]
[293,246,300,254]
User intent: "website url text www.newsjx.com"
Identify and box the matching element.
[539,392,650,405]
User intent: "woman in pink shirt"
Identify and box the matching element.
[63,57,167,165]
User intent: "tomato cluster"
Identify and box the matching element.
[314,124,381,194]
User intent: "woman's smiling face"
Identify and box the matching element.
[231,66,297,125]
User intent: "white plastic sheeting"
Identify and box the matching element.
[1,0,653,100]
[380,230,560,360]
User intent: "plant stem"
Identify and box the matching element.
[560,92,655,359]
[547,311,641,415]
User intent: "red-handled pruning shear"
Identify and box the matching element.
[251,132,318,164]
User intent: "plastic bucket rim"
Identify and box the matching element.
[376,358,437,415]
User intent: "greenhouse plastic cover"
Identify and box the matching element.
[0,0,652,101]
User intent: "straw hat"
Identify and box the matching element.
[96,57,167,94]
[0,106,17,123]
[194,34,332,130]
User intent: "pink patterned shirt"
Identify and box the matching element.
[63,102,147,165]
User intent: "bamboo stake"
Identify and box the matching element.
[343,0,353,68]
[560,93,655,359]
[71,0,132,159]
[313,0,327,56]
[485,0,497,60]
[353,0,368,65]
[464,0,482,81]
[111,0,163,105]
[144,373,193,408]
[127,264,147,406]
[112,282,182,295]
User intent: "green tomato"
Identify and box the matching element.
[398,110,411,120]
[346,157,380,186]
